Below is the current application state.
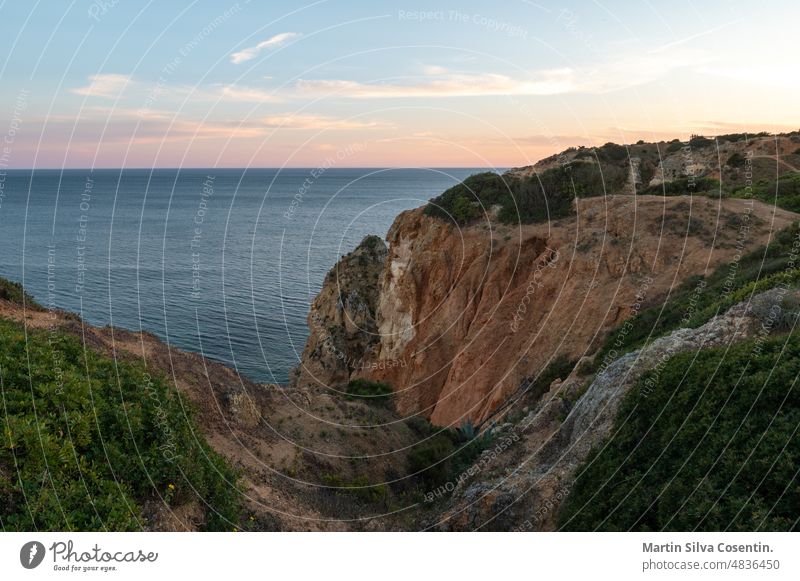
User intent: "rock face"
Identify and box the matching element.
[292,235,387,390]
[295,194,795,427]
[432,289,791,531]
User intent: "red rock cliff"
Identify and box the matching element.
[295,194,795,426]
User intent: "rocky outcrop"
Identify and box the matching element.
[292,235,387,390]
[295,194,796,427]
[433,288,794,531]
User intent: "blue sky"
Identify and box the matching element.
[0,0,797,167]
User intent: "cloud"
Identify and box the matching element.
[71,74,133,98]
[294,51,706,99]
[296,70,575,98]
[260,114,387,130]
[219,85,279,102]
[230,32,300,64]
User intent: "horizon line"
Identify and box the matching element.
[0,165,514,171]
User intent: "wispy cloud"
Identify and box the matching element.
[230,32,300,64]
[71,74,133,98]
[219,85,279,102]
[294,52,706,99]
[260,114,387,130]
[296,70,575,98]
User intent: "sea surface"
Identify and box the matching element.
[0,168,484,384]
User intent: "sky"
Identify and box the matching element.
[0,0,797,169]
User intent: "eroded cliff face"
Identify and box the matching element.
[292,234,387,390]
[295,195,796,427]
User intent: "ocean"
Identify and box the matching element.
[0,168,482,384]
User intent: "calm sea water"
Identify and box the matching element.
[0,168,483,383]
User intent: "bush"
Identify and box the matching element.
[0,318,240,531]
[346,379,393,406]
[560,334,800,531]
[641,176,720,196]
[717,133,748,144]
[518,354,576,403]
[425,168,580,226]
[405,418,495,491]
[424,172,510,224]
[407,433,455,486]
[0,277,41,308]
[733,172,800,212]
[688,134,714,148]
[727,152,747,168]
[665,140,683,153]
[596,142,628,162]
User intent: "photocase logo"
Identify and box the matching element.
[20,541,46,569]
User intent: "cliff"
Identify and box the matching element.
[434,286,798,530]
[295,194,797,427]
[292,234,387,389]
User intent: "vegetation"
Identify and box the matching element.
[640,176,720,196]
[424,135,800,227]
[517,354,576,406]
[405,417,495,491]
[733,172,800,213]
[591,223,800,368]
[320,473,389,505]
[345,378,393,406]
[0,316,240,531]
[424,165,608,226]
[688,134,714,148]
[727,152,747,168]
[560,333,800,531]
[0,278,40,308]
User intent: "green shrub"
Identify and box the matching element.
[641,176,720,196]
[596,142,628,162]
[560,334,800,531]
[519,354,576,403]
[407,433,455,486]
[733,172,800,212]
[425,168,580,226]
[688,134,714,148]
[0,318,239,531]
[405,419,495,491]
[716,132,748,144]
[0,278,41,309]
[424,172,510,224]
[452,195,481,223]
[727,152,747,168]
[665,140,683,153]
[346,379,393,406]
